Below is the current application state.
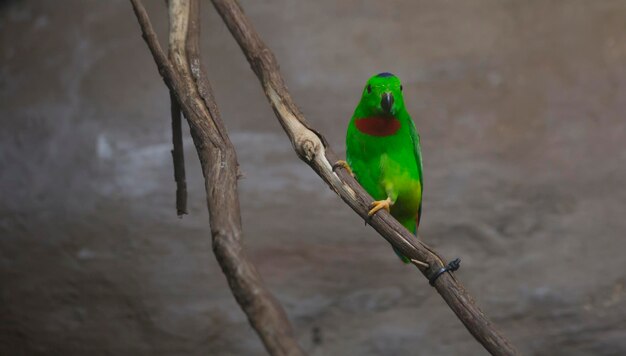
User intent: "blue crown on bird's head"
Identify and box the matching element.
[376,72,395,78]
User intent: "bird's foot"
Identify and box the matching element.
[332,159,354,177]
[368,197,392,216]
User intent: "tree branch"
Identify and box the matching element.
[167,0,189,217]
[130,0,305,355]
[209,0,520,355]
[170,91,188,216]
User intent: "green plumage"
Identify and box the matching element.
[346,73,423,263]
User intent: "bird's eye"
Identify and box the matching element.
[367,85,372,94]
[400,85,403,91]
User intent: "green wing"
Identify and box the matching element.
[407,115,424,228]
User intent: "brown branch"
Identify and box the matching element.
[170,91,188,216]
[130,0,305,355]
[209,0,520,355]
[167,0,188,217]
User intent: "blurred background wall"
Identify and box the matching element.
[1,0,626,355]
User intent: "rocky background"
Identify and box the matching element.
[1,0,626,355]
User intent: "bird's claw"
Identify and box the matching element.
[332,160,354,177]
[368,197,392,216]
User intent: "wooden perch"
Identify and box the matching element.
[130,0,305,355]
[209,0,520,355]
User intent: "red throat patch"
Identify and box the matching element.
[355,117,401,137]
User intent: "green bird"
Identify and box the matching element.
[337,72,423,263]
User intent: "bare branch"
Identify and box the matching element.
[130,0,305,355]
[166,1,189,218]
[170,90,188,216]
[186,0,231,143]
[209,0,520,355]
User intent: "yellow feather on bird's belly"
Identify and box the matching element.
[379,154,422,219]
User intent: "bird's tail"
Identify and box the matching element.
[393,247,411,264]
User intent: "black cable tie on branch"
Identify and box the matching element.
[429,258,461,286]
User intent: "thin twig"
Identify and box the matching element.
[170,91,188,216]
[130,0,305,355]
[209,0,520,355]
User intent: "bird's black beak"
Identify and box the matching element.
[381,92,394,114]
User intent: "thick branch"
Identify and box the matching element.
[130,1,305,355]
[210,0,519,355]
